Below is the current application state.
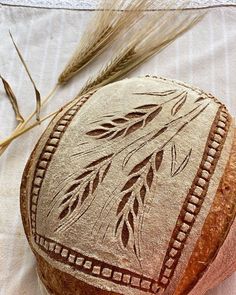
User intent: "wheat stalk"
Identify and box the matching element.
[0,75,24,123]
[80,10,204,95]
[0,32,59,156]
[58,0,154,84]
[9,31,42,122]
[0,110,59,156]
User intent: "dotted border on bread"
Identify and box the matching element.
[30,92,94,234]
[35,233,162,294]
[28,79,231,294]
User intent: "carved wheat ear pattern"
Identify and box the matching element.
[86,104,162,140]
[171,144,192,177]
[115,150,164,254]
[56,154,113,226]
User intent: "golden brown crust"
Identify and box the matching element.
[37,255,120,295]
[175,129,236,295]
[20,138,39,253]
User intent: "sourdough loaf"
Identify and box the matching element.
[20,77,236,295]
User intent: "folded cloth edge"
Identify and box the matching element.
[0,0,236,10]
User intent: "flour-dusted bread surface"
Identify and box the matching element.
[20,77,236,295]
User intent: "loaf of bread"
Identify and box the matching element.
[20,76,236,295]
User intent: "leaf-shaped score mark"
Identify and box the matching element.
[133,89,177,97]
[59,206,69,219]
[81,182,90,203]
[86,154,113,168]
[125,120,143,136]
[135,104,159,110]
[171,92,187,116]
[129,154,152,175]
[121,175,140,192]
[133,198,139,216]
[140,185,146,204]
[171,144,192,177]
[146,166,154,189]
[101,123,115,128]
[86,129,108,137]
[195,96,207,103]
[144,106,162,126]
[116,210,137,248]
[122,222,129,248]
[125,112,146,119]
[112,118,128,124]
[86,104,162,141]
[128,211,134,231]
[117,192,132,215]
[101,162,111,182]
[155,150,164,171]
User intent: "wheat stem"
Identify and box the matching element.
[22,84,59,128]
[0,110,59,152]
[9,84,58,132]
[9,31,42,121]
[0,84,59,155]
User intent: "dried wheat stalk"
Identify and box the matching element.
[9,31,41,121]
[0,110,58,156]
[80,10,203,95]
[58,0,154,84]
[0,75,24,123]
[0,33,59,155]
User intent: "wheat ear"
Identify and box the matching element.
[80,10,204,94]
[58,0,154,84]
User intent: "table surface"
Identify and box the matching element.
[0,1,235,295]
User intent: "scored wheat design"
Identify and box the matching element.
[86,102,162,140]
[50,154,113,232]
[47,88,211,262]
[115,150,164,256]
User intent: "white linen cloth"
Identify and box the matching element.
[0,1,235,295]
